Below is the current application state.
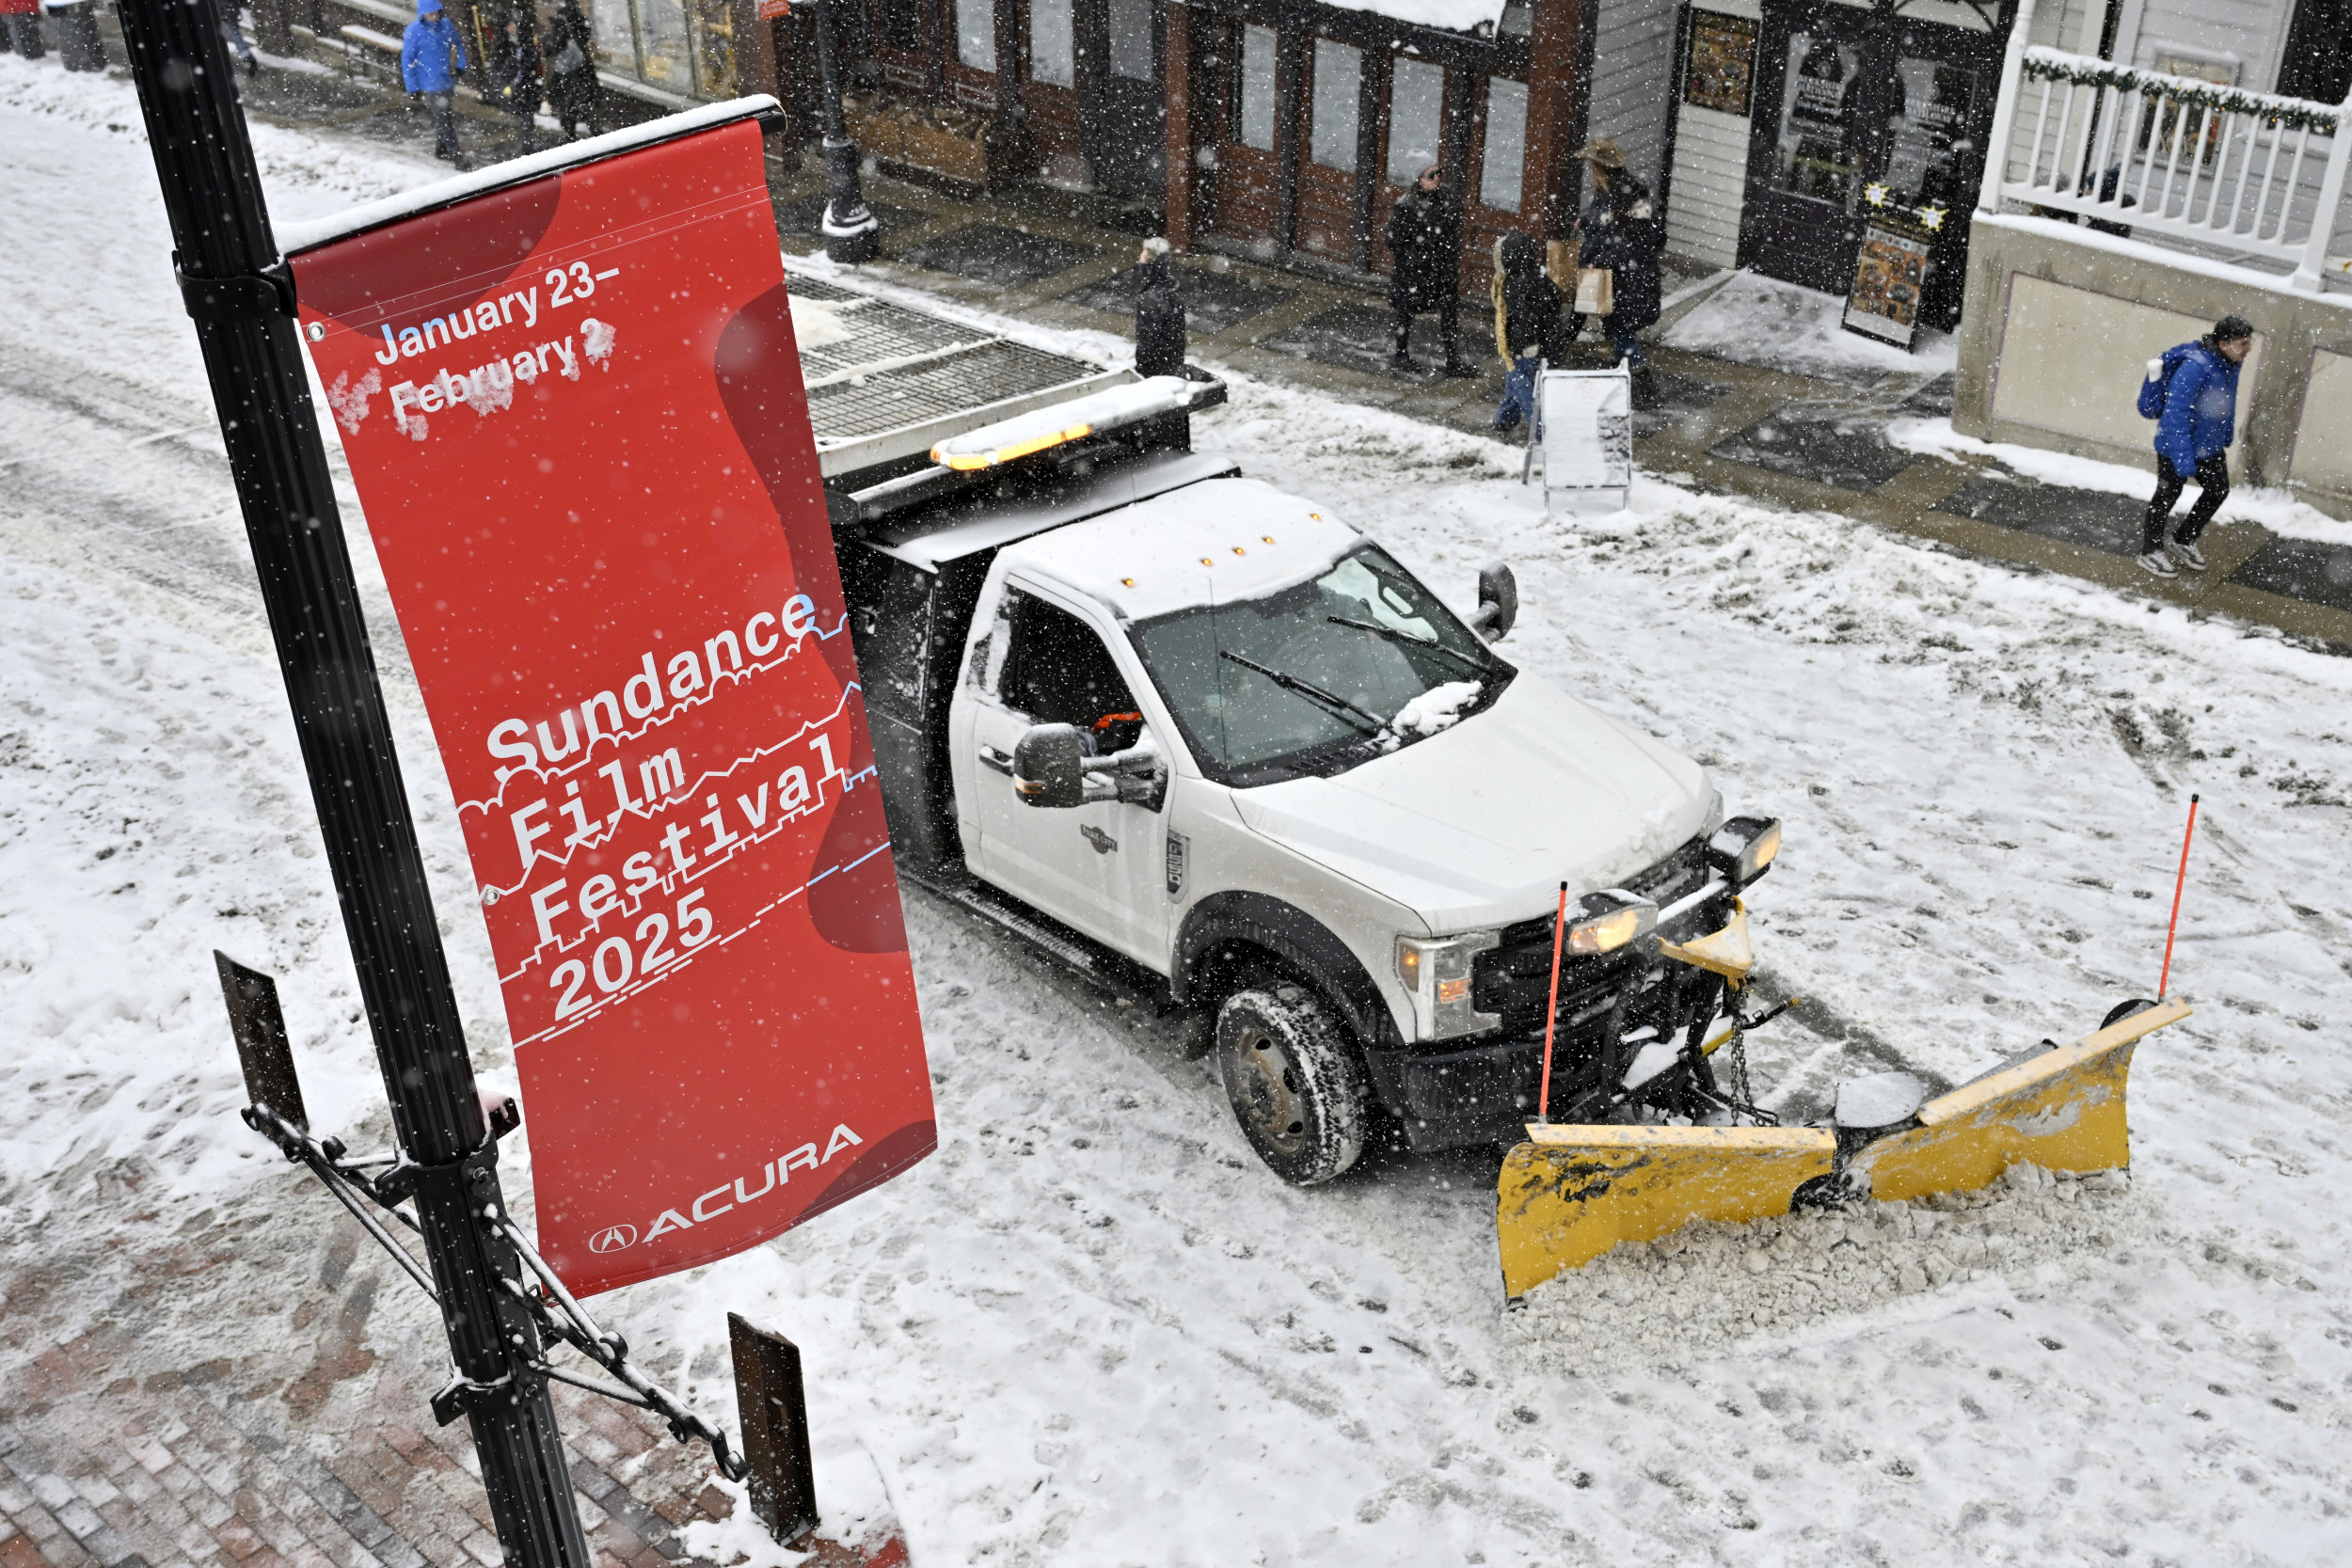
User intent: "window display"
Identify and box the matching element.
[1772,33,1862,209]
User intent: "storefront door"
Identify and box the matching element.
[1295,35,1365,261]
[1082,0,1166,197]
[1740,0,1998,321]
[1212,20,1285,241]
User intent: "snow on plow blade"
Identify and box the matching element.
[1495,999,2193,1301]
[1497,1125,1836,1301]
[1851,997,2191,1202]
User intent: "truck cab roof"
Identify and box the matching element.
[992,478,1365,624]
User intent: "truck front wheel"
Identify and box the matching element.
[1215,986,1367,1185]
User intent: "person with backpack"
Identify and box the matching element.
[2136,313,2252,578]
[402,0,469,163]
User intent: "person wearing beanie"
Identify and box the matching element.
[2135,313,2252,578]
[1134,237,1187,380]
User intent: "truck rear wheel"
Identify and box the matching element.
[1214,986,1366,1185]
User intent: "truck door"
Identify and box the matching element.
[954,582,1173,967]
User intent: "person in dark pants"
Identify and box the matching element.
[1134,237,1186,379]
[543,0,602,140]
[2137,314,2252,578]
[402,0,469,163]
[1572,137,1663,409]
[46,0,103,70]
[1384,165,1474,377]
[487,6,543,153]
[1489,232,1561,435]
[4,0,44,60]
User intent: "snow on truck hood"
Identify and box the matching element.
[1231,674,1713,932]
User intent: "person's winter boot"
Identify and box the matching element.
[1391,351,1422,374]
[1441,356,1478,378]
[1630,366,1661,411]
[2137,549,2179,578]
[2169,537,2207,571]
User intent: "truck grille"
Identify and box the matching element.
[1470,834,1720,1037]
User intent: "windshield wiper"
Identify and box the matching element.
[1218,650,1387,735]
[1326,615,1488,673]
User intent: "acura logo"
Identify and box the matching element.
[588,1224,639,1253]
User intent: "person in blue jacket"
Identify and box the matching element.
[403,0,469,164]
[2138,313,2252,578]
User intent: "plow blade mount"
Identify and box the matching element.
[1497,1125,1836,1301]
[1852,997,2190,1202]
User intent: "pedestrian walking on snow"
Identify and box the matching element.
[543,0,602,140]
[3,0,43,60]
[2135,313,2251,578]
[1489,231,1562,435]
[44,0,103,71]
[1134,237,1187,380]
[487,6,544,153]
[1571,137,1662,409]
[1385,165,1474,377]
[402,0,469,163]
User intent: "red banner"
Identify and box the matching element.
[287,117,933,1295]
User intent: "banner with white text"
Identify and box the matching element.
[287,116,934,1295]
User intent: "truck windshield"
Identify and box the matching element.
[1128,544,1512,786]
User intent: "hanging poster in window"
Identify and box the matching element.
[1772,33,1862,208]
[282,106,936,1297]
[1842,205,1937,348]
[1684,11,1756,117]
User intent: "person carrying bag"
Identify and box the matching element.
[1570,137,1662,408]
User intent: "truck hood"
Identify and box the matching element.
[1229,674,1713,931]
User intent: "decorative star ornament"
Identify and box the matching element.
[1865,182,1891,207]
[1920,206,1947,230]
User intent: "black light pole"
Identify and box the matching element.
[114,1,593,1563]
[810,0,881,262]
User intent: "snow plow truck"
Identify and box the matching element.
[796,272,2188,1301]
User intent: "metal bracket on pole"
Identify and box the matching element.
[176,264,296,322]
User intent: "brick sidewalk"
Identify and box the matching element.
[0,1149,892,1568]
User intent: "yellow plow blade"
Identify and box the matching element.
[1497,1124,1836,1300]
[1853,997,2190,1202]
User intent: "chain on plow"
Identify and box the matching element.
[242,1102,748,1483]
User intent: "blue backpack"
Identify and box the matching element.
[2138,343,2196,420]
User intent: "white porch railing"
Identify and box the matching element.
[1977,0,2352,293]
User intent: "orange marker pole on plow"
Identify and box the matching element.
[1537,882,1568,1121]
[2158,794,2199,1001]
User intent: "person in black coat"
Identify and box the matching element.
[1489,231,1560,434]
[543,0,603,141]
[1134,237,1186,379]
[1573,137,1663,407]
[487,7,544,153]
[1384,165,1474,377]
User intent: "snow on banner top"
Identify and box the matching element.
[275,94,783,256]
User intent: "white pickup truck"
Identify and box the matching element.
[815,309,1780,1184]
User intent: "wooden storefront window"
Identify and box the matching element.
[1478,74,1527,214]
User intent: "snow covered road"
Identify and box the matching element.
[6,55,2352,1565]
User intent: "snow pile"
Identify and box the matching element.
[1505,1164,2143,1376]
[1390,678,1484,737]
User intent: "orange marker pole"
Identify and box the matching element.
[2158,793,2200,1001]
[1537,882,1568,1122]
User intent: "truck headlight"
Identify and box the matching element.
[1706,815,1783,888]
[1567,891,1658,956]
[1395,931,1501,1042]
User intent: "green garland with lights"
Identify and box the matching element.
[2019,53,2344,136]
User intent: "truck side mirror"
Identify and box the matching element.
[1013,723,1086,809]
[1472,562,1518,642]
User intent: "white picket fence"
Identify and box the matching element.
[1978,0,2352,292]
